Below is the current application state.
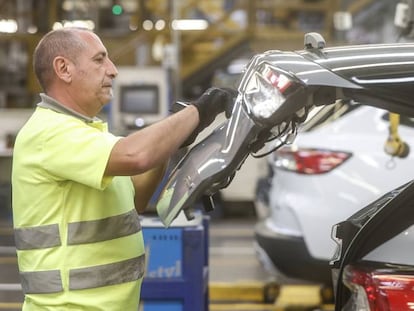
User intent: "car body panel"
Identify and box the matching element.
[156,103,259,226]
[155,37,414,234]
[265,105,414,261]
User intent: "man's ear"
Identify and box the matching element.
[53,56,72,83]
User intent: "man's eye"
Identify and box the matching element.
[95,57,104,63]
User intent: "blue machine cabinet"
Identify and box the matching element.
[140,213,209,311]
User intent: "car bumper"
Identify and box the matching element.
[254,219,332,285]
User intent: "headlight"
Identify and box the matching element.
[243,63,301,121]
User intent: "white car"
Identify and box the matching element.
[254,102,414,286]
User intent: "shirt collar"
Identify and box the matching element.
[37,93,101,123]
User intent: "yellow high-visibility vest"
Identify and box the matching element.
[12,94,145,310]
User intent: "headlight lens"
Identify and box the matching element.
[244,63,294,120]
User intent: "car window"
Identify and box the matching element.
[363,224,414,265]
[347,180,414,265]
[300,101,361,132]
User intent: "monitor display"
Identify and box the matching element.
[120,85,159,114]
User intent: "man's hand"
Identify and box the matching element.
[172,87,237,147]
[192,87,237,130]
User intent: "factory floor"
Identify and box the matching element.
[208,213,334,311]
[0,207,334,311]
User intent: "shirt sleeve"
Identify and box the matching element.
[41,117,121,190]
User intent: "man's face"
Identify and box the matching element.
[70,31,118,116]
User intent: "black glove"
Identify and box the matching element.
[187,87,237,146]
[172,87,237,147]
[192,87,237,131]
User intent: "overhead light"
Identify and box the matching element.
[53,20,95,30]
[171,19,208,31]
[0,19,18,33]
[142,20,153,31]
[155,20,166,31]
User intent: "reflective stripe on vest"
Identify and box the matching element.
[15,209,144,294]
[14,224,61,250]
[70,254,145,290]
[67,209,141,245]
[20,270,63,294]
[20,254,145,294]
[14,210,141,250]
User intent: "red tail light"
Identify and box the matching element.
[273,147,352,174]
[343,265,414,311]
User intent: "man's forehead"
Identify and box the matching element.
[77,30,107,54]
[77,30,100,43]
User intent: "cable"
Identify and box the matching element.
[251,122,298,158]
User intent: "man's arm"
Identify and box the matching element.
[105,105,198,176]
[104,87,236,177]
[130,162,168,213]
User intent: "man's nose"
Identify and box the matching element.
[107,59,118,78]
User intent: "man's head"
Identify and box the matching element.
[33,27,118,117]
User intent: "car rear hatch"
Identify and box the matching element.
[331,179,414,310]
